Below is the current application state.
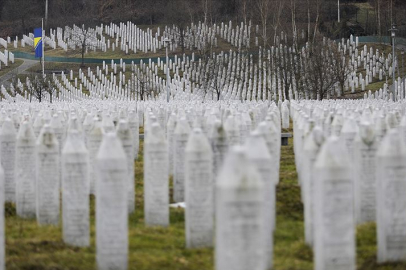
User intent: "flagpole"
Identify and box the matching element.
[42,18,45,78]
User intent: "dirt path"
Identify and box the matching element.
[0,58,38,87]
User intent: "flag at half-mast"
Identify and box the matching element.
[34,28,42,58]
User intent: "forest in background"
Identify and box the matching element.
[0,0,405,44]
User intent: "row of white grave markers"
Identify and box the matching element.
[0,99,287,269]
[9,20,255,55]
[140,99,283,269]
[8,94,406,268]
[3,54,399,105]
[0,50,14,68]
[292,98,406,269]
[7,18,393,82]
[3,24,399,103]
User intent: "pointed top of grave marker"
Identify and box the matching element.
[97,132,126,161]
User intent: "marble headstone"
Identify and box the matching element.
[185,128,213,248]
[96,133,128,270]
[216,146,265,270]
[15,121,36,218]
[36,124,60,225]
[0,118,16,202]
[144,122,169,226]
[62,130,90,246]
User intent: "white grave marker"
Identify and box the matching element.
[96,133,128,270]
[62,131,90,246]
[15,121,37,218]
[36,125,60,225]
[185,128,213,248]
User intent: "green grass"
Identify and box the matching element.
[9,41,186,60]
[6,127,406,269]
[342,43,406,99]
[5,128,307,270]
[6,140,213,270]
[8,23,252,61]
[27,62,100,74]
[12,41,234,61]
[0,59,23,78]
[274,139,313,270]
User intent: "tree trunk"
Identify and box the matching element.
[21,17,26,35]
[366,9,369,34]
[284,80,289,100]
[81,44,85,67]
[307,0,311,42]
[203,0,208,24]
[262,16,267,47]
[313,14,319,44]
[377,0,381,36]
[291,0,297,49]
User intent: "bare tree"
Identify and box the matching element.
[291,0,298,49]
[269,0,284,45]
[4,70,21,100]
[312,0,322,44]
[26,74,57,103]
[375,0,382,36]
[200,46,251,101]
[69,24,98,67]
[239,0,252,25]
[165,0,192,54]
[303,38,340,100]
[331,43,353,97]
[129,67,157,101]
[200,55,227,101]
[202,0,209,24]
[256,0,271,47]
[306,0,311,41]
[273,44,296,100]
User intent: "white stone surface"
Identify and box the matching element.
[62,130,90,247]
[36,124,60,225]
[144,122,169,226]
[0,118,16,202]
[116,120,135,213]
[314,136,355,270]
[173,117,190,202]
[15,121,37,218]
[185,128,213,248]
[96,133,128,270]
[215,146,265,270]
[376,129,406,262]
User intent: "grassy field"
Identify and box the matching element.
[6,139,214,270]
[341,43,406,99]
[2,31,404,102]
[19,41,406,101]
[9,37,235,61]
[0,59,23,78]
[7,21,248,62]
[9,41,169,60]
[18,43,405,102]
[6,126,406,269]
